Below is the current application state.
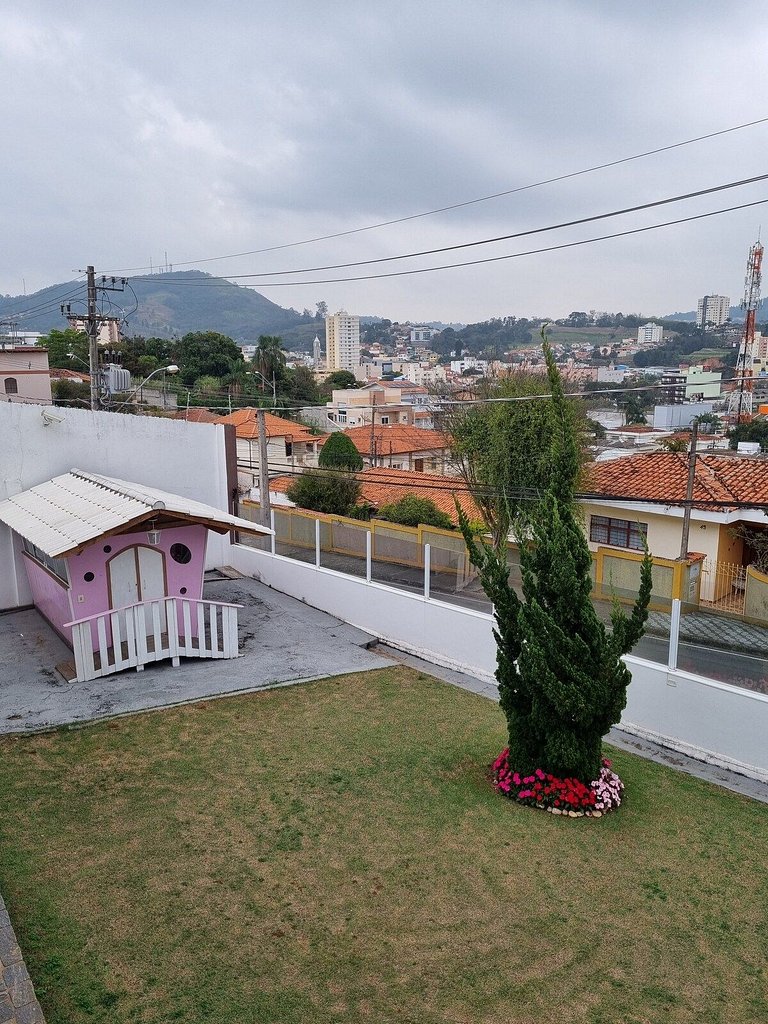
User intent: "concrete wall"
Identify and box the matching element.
[231,544,768,782]
[0,402,234,610]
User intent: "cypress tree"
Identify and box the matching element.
[459,338,652,784]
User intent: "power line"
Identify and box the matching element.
[1,282,87,321]
[122,196,768,289]
[102,114,768,274]
[127,172,768,281]
[244,460,768,512]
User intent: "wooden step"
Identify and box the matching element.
[216,566,247,580]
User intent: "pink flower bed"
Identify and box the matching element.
[491,748,624,817]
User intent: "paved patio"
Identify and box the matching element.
[0,575,392,734]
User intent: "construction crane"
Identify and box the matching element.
[728,239,763,420]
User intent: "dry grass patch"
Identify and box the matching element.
[0,666,766,1024]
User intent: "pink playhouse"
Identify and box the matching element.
[0,468,271,681]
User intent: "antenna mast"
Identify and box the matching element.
[728,239,763,421]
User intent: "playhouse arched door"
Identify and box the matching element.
[108,546,167,633]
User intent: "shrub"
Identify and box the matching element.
[377,495,453,530]
[319,432,364,471]
[286,470,361,516]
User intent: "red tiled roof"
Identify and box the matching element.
[172,408,221,423]
[588,452,768,508]
[269,467,480,525]
[49,368,91,382]
[218,408,322,443]
[342,424,450,456]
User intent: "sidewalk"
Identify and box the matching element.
[644,608,768,652]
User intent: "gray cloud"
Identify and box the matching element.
[3,0,768,322]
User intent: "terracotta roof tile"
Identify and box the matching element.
[218,408,322,443]
[588,452,768,508]
[269,467,480,524]
[342,424,450,456]
[172,408,221,423]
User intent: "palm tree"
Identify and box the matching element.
[253,335,286,389]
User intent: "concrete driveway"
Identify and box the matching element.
[0,576,392,733]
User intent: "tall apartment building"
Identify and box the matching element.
[637,322,663,346]
[696,294,730,328]
[325,311,360,373]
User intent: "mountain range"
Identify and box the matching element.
[0,271,313,343]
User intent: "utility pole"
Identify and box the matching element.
[257,407,271,529]
[86,266,99,410]
[678,419,699,560]
[65,268,126,411]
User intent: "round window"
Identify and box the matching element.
[103,545,112,553]
[170,543,192,565]
[180,586,187,595]
[83,571,95,582]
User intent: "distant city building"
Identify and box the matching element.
[325,311,360,373]
[696,294,730,329]
[637,323,663,347]
[313,334,321,368]
[70,318,121,346]
[684,365,722,401]
[596,366,626,384]
[409,326,439,344]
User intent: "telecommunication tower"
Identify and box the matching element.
[727,239,763,420]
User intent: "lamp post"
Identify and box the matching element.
[109,365,180,411]
[249,370,276,404]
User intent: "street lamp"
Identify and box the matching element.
[109,365,179,411]
[249,369,276,403]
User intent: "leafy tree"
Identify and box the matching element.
[315,300,328,320]
[193,375,223,395]
[174,331,243,385]
[38,328,89,369]
[728,419,768,451]
[659,437,688,453]
[286,470,361,516]
[377,495,452,530]
[458,337,652,785]
[622,394,649,425]
[282,365,320,404]
[51,379,90,407]
[318,432,364,471]
[137,354,160,376]
[253,335,286,386]
[445,369,589,549]
[324,370,358,390]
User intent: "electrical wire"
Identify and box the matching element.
[101,114,768,274]
[126,172,768,282]
[121,196,768,289]
[1,282,87,322]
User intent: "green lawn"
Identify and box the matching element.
[0,667,766,1024]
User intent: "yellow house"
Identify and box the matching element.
[585,451,768,606]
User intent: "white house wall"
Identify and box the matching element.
[0,402,233,609]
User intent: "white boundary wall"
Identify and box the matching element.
[0,403,233,609]
[232,544,768,783]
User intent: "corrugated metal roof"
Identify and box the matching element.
[0,468,272,558]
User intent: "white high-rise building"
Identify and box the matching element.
[325,311,360,373]
[696,294,730,328]
[637,322,663,346]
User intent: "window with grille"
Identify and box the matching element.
[589,515,647,551]
[4,378,18,394]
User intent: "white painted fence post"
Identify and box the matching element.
[270,509,276,554]
[366,530,372,583]
[315,517,321,568]
[668,597,681,673]
[424,543,431,601]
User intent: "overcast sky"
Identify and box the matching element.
[4,0,768,323]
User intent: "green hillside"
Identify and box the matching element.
[0,271,315,342]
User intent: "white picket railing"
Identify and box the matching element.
[64,596,242,682]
